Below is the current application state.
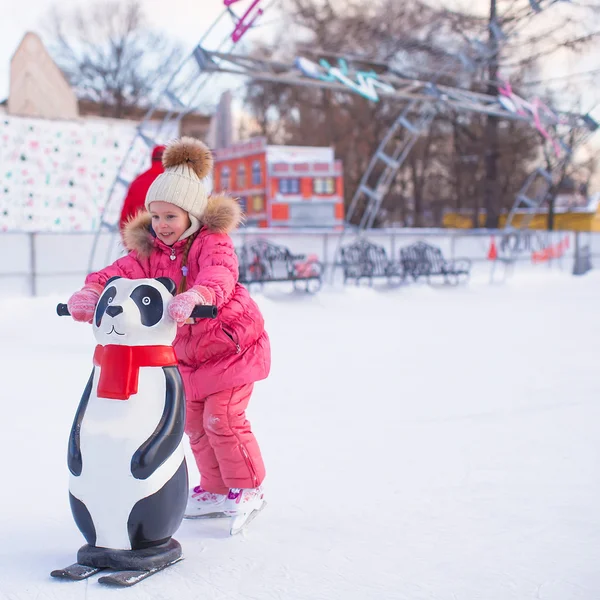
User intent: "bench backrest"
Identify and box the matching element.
[341,239,391,277]
[400,241,445,274]
[245,240,296,279]
[365,244,391,276]
[422,245,445,270]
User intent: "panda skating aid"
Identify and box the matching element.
[53,277,217,587]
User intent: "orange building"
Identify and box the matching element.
[213,137,344,228]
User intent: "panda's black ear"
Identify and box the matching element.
[156,277,177,296]
[106,276,121,287]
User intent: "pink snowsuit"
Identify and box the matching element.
[84,194,270,494]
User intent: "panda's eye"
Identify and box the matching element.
[107,296,113,304]
[130,285,162,326]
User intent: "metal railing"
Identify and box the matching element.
[0,228,593,296]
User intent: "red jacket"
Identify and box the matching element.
[86,194,270,400]
[118,150,165,231]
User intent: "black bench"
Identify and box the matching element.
[340,239,404,285]
[400,241,471,284]
[237,240,323,292]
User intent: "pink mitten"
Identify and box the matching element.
[67,284,103,323]
[168,287,208,324]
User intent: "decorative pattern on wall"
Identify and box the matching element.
[0,115,176,232]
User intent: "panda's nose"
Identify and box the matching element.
[106,305,123,318]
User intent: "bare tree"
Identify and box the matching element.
[477,0,600,226]
[242,0,598,227]
[43,0,183,118]
[243,0,479,225]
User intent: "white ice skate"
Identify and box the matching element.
[183,486,229,519]
[226,487,267,535]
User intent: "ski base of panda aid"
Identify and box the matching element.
[51,557,182,587]
[51,537,184,587]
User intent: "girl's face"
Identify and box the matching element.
[149,202,191,246]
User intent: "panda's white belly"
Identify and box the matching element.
[69,365,184,550]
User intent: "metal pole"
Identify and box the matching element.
[573,230,580,275]
[30,232,36,297]
[484,0,500,229]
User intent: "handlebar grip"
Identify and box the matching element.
[57,303,70,316]
[191,305,218,319]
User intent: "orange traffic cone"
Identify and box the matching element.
[487,236,498,261]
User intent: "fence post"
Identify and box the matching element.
[30,232,37,297]
[572,231,593,276]
[323,233,329,276]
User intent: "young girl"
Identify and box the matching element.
[67,137,270,520]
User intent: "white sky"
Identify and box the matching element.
[0,0,237,100]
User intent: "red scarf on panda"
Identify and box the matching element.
[93,344,178,400]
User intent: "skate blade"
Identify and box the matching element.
[184,511,230,520]
[230,500,267,535]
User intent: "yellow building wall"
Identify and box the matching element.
[443,207,600,232]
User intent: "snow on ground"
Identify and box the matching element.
[1,266,600,599]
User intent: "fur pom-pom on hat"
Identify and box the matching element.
[162,137,213,180]
[145,136,215,221]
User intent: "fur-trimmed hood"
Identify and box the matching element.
[122,193,243,257]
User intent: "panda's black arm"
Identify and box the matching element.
[130,367,185,480]
[68,368,95,476]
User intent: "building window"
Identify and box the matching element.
[279,178,300,194]
[220,166,230,190]
[252,195,264,212]
[237,164,246,189]
[313,177,335,195]
[252,160,262,185]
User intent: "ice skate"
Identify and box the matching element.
[184,486,229,519]
[226,487,267,535]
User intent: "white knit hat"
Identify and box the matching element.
[145,137,214,221]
